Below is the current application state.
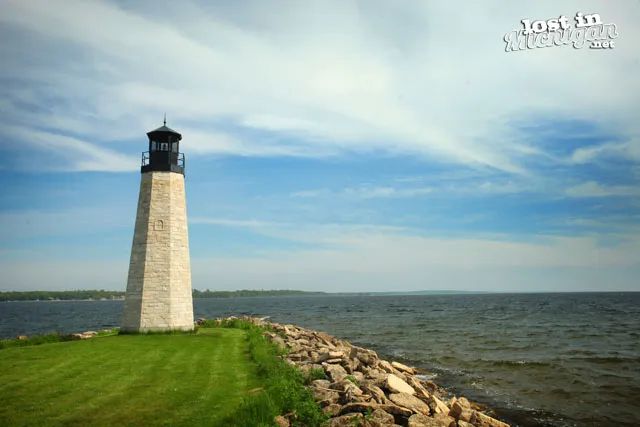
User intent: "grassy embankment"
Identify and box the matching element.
[0,321,325,426]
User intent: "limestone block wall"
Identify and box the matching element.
[121,171,194,332]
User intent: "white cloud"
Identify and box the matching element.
[0,0,638,173]
[3,125,138,172]
[189,227,640,292]
[4,223,638,291]
[571,138,640,164]
[291,185,433,199]
[565,181,639,198]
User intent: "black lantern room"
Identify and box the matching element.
[141,117,185,175]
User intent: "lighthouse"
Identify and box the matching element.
[121,119,194,332]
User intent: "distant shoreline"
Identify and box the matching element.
[1,289,635,302]
[0,289,491,302]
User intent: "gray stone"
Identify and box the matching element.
[325,363,348,382]
[386,374,416,395]
[389,393,430,415]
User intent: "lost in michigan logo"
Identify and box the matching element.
[504,12,618,52]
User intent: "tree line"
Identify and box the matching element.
[0,289,324,301]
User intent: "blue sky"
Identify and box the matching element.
[0,1,638,292]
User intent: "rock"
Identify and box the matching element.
[323,403,342,417]
[339,402,378,415]
[388,393,430,416]
[407,376,431,400]
[449,400,473,422]
[274,415,290,427]
[429,395,450,415]
[471,411,510,427]
[379,404,414,418]
[432,413,456,427]
[315,352,330,363]
[370,408,395,425]
[312,387,340,404]
[458,421,474,427]
[330,413,363,426]
[331,379,364,403]
[386,374,416,395]
[457,397,471,408]
[361,382,388,404]
[352,371,365,383]
[325,363,348,382]
[311,379,331,389]
[407,413,456,427]
[379,360,395,373]
[392,361,416,375]
[351,346,378,366]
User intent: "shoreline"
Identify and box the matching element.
[216,316,510,427]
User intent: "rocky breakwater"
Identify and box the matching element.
[263,320,510,427]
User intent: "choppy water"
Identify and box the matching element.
[1,293,638,426]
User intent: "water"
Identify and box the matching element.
[1,293,638,426]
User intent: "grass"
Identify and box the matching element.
[0,328,257,426]
[217,321,326,427]
[0,322,326,427]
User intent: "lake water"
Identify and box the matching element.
[1,292,638,426]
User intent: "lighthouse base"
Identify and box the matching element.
[121,171,194,332]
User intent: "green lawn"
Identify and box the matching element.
[0,328,258,426]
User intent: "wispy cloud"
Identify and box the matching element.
[292,185,433,199]
[3,125,137,172]
[565,181,640,198]
[1,1,638,173]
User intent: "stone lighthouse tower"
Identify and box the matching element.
[121,119,194,332]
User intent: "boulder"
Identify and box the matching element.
[378,360,395,373]
[312,387,340,404]
[432,413,456,427]
[351,346,378,366]
[407,376,431,400]
[339,402,378,415]
[311,379,331,389]
[323,403,342,417]
[379,404,414,418]
[407,413,448,427]
[388,393,431,416]
[458,421,474,427]
[471,411,511,427]
[386,374,416,395]
[325,363,348,382]
[365,385,388,404]
[370,408,395,425]
[449,400,473,422]
[315,352,331,363]
[329,413,363,427]
[429,395,450,415]
[391,361,416,375]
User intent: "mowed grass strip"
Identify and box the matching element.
[0,328,257,426]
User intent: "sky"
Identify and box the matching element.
[0,1,639,292]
